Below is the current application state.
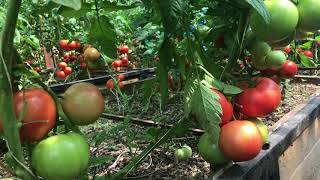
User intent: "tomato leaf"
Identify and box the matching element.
[222,84,243,95]
[158,0,186,34]
[50,0,81,10]
[244,0,271,24]
[299,54,316,67]
[204,74,242,95]
[191,82,221,143]
[100,1,141,12]
[157,37,174,104]
[57,3,92,18]
[88,15,117,57]
[183,77,198,116]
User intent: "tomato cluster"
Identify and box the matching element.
[110,44,131,72]
[0,82,105,179]
[23,59,42,73]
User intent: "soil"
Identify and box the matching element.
[0,83,319,179]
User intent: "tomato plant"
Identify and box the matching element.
[2,0,320,179]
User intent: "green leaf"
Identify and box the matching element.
[203,74,242,95]
[184,77,198,116]
[245,0,271,24]
[191,82,221,143]
[50,0,81,10]
[88,15,117,57]
[100,1,141,12]
[299,54,316,67]
[222,84,243,95]
[158,0,186,33]
[57,3,92,18]
[157,37,174,104]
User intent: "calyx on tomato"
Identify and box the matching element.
[235,77,281,117]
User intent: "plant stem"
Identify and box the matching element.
[0,0,34,179]
[220,10,250,80]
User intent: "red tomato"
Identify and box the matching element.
[70,54,77,62]
[219,120,263,162]
[34,67,41,73]
[121,56,129,67]
[279,60,298,78]
[118,82,124,90]
[25,60,33,65]
[58,62,68,70]
[106,79,114,89]
[56,70,66,79]
[68,41,77,50]
[118,74,125,81]
[0,89,57,143]
[63,53,70,62]
[64,67,72,76]
[117,45,129,54]
[235,77,281,117]
[303,50,313,58]
[112,60,122,68]
[59,39,69,50]
[211,89,233,125]
[284,46,291,54]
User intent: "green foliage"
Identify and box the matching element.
[190,81,221,143]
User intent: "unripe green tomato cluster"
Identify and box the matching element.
[249,41,286,70]
[250,0,320,44]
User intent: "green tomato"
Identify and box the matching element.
[265,50,286,69]
[250,0,299,43]
[297,0,320,32]
[249,41,271,59]
[174,145,192,161]
[32,132,90,180]
[198,133,229,165]
[252,119,268,144]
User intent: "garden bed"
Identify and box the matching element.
[0,83,318,179]
[82,83,319,179]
